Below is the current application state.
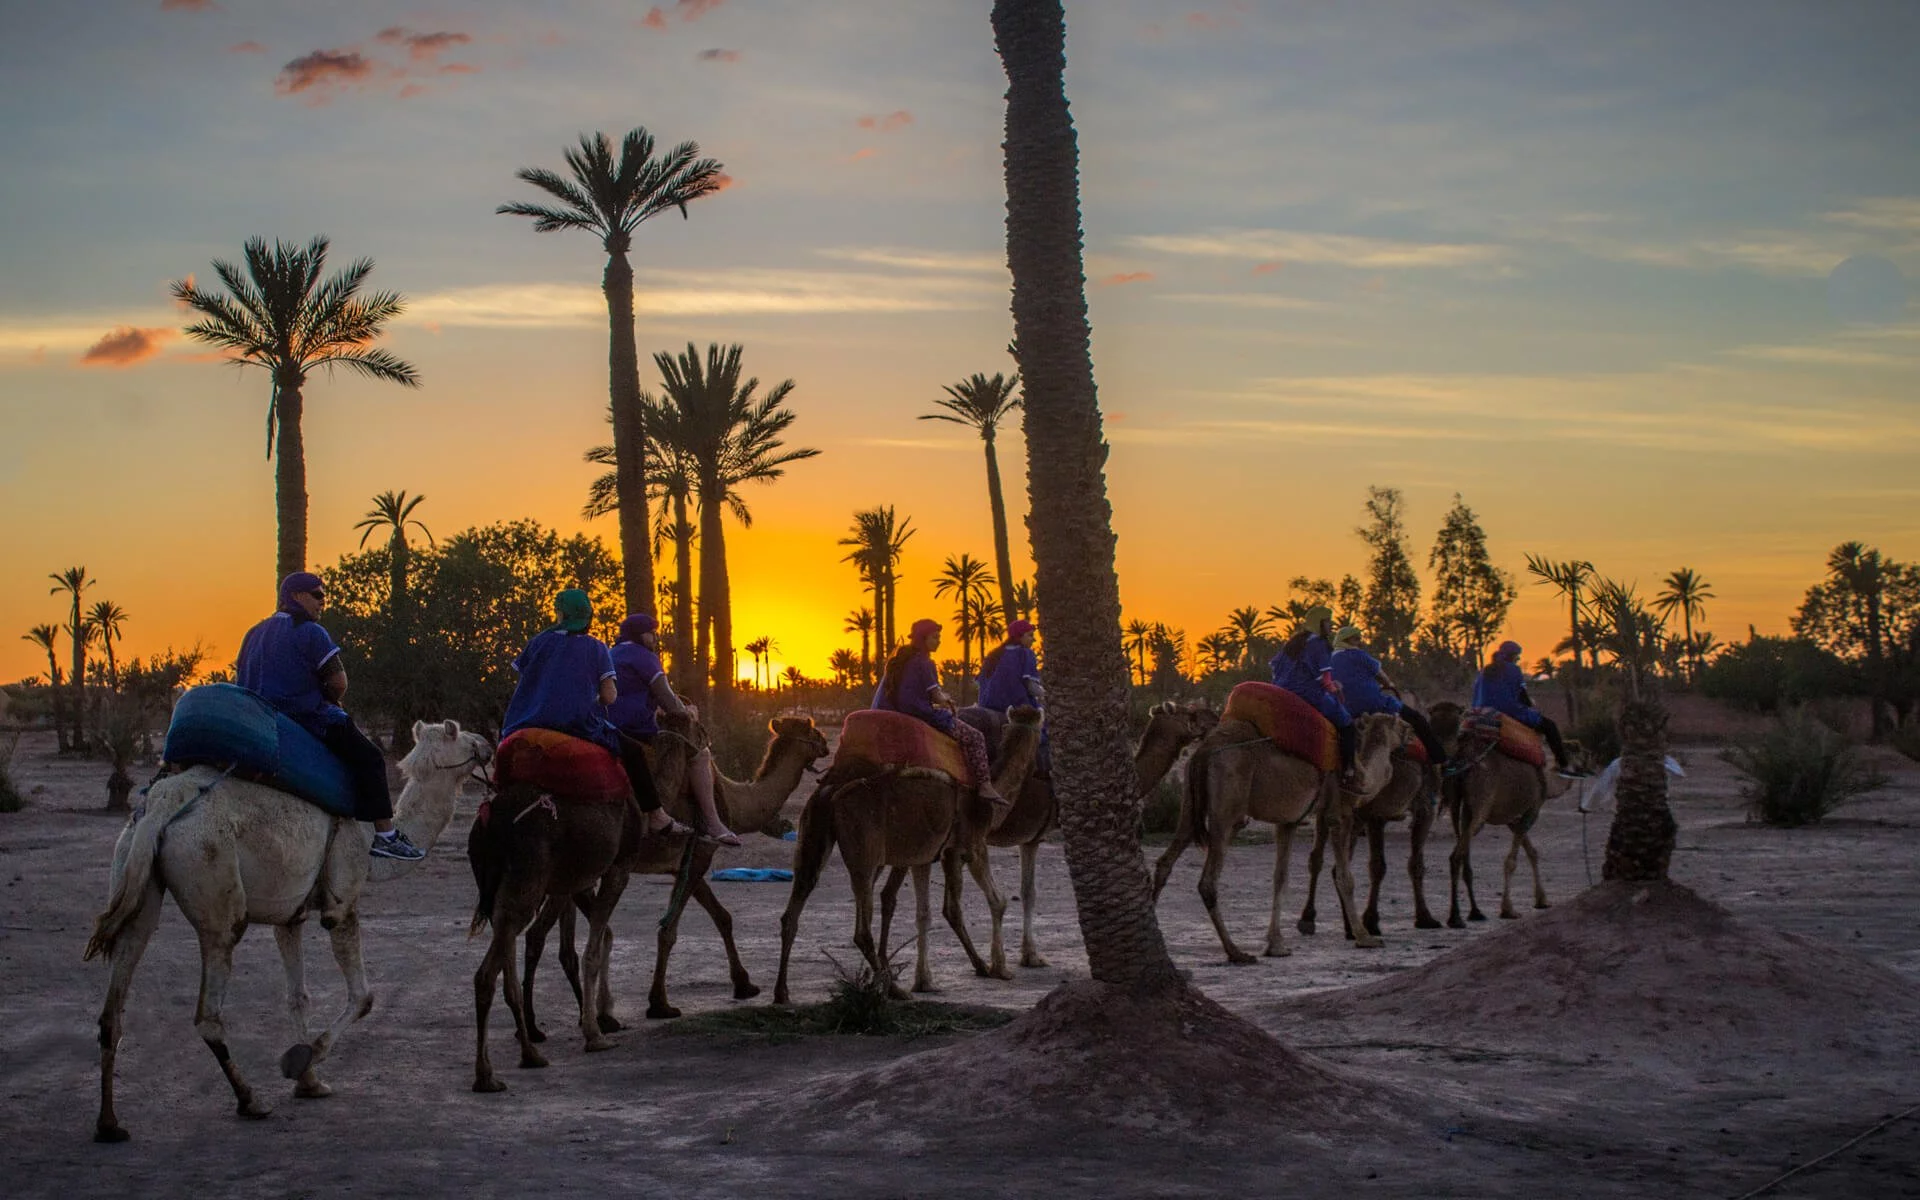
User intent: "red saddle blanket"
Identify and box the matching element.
[1222,682,1339,773]
[1398,736,1429,766]
[1463,707,1547,767]
[494,728,630,803]
[832,709,971,788]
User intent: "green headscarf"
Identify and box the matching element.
[553,588,593,634]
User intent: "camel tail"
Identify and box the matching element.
[85,772,202,961]
[787,783,839,899]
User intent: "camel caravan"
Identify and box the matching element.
[85,579,1586,1137]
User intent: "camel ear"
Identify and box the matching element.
[444,719,457,738]
[413,720,426,740]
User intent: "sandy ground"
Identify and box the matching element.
[3,725,1918,1198]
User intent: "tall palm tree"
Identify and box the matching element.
[1525,554,1595,724]
[844,607,875,686]
[22,625,66,752]
[85,601,129,690]
[744,636,772,690]
[1223,605,1272,672]
[499,128,726,618]
[1195,632,1235,676]
[1824,542,1891,736]
[1653,568,1714,684]
[354,490,433,746]
[922,372,1023,624]
[1122,618,1153,686]
[586,398,701,691]
[49,567,92,749]
[654,343,819,709]
[1010,579,1038,623]
[172,238,419,585]
[840,507,915,656]
[995,0,1179,989]
[828,648,860,688]
[934,553,997,701]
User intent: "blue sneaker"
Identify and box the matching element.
[370,830,426,861]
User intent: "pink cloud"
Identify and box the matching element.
[276,49,374,101]
[842,148,878,163]
[856,110,913,133]
[376,27,473,62]
[1100,271,1155,286]
[80,327,173,367]
[697,48,740,62]
[640,0,724,29]
[1252,260,1283,275]
[640,9,668,29]
[160,0,218,11]
[226,40,267,54]
[712,173,736,191]
[398,83,427,99]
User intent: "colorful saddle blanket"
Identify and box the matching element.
[1398,735,1430,766]
[832,709,971,788]
[494,728,630,803]
[1222,681,1339,773]
[163,684,356,817]
[1463,707,1546,767]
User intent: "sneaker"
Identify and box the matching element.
[370,830,426,861]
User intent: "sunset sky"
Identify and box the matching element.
[3,0,1917,686]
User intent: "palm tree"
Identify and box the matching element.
[1122,618,1153,686]
[922,373,1023,624]
[49,567,93,749]
[1525,554,1595,724]
[85,601,129,690]
[22,624,66,752]
[1011,579,1038,623]
[1223,606,1272,671]
[934,554,997,701]
[587,399,701,691]
[499,128,726,618]
[995,0,1180,989]
[744,636,772,690]
[172,238,419,585]
[844,607,875,686]
[652,343,819,710]
[840,507,915,657]
[1195,632,1235,676]
[1653,568,1714,684]
[354,490,433,745]
[828,647,861,688]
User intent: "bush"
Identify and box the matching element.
[1570,705,1623,768]
[0,733,23,813]
[1140,776,1182,837]
[1724,712,1886,827]
[1702,636,1854,713]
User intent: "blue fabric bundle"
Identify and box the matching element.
[709,867,794,883]
[164,684,357,817]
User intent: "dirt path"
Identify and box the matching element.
[3,730,1917,1197]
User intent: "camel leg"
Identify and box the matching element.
[877,866,909,969]
[474,911,534,1092]
[94,879,163,1143]
[1265,825,1299,957]
[941,847,995,980]
[517,899,564,1044]
[1409,782,1442,930]
[775,793,835,1006]
[1199,819,1256,965]
[1449,807,1490,926]
[692,879,761,1002]
[963,845,1013,980]
[271,924,329,1099]
[1362,819,1387,938]
[909,863,934,995]
[1522,830,1550,910]
[577,873,628,1053]
[1297,813,1329,937]
[849,859,899,998]
[193,924,272,1120]
[290,910,374,1079]
[1328,808,1383,948]
[1018,841,1048,969]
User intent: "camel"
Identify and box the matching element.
[1150,711,1402,962]
[773,706,1045,1004]
[1296,731,1443,937]
[878,699,1219,972]
[1429,700,1575,926]
[466,715,698,1093]
[85,719,490,1142]
[515,716,832,1038]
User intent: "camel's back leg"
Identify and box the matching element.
[94,876,164,1142]
[908,862,934,995]
[1297,810,1332,936]
[877,865,910,966]
[1326,803,1383,948]
[687,878,760,1004]
[271,924,329,1099]
[1198,806,1256,965]
[1361,818,1388,937]
[576,870,629,1053]
[1018,840,1047,969]
[1408,780,1441,929]
[516,899,565,1044]
[193,921,271,1120]
[775,789,838,1006]
[1499,826,1524,919]
[1265,823,1299,957]
[647,842,721,1024]
[1521,826,1549,910]
[959,840,1011,980]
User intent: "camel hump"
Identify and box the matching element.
[1461,707,1547,767]
[832,710,972,788]
[1221,681,1339,773]
[495,729,629,804]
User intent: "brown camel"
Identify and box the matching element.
[879,699,1218,971]
[466,716,698,1093]
[516,717,832,1037]
[773,706,1045,1003]
[1296,731,1443,937]
[1149,711,1402,961]
[1429,700,1576,926]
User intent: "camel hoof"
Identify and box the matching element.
[474,1076,508,1094]
[1262,945,1293,958]
[94,1124,130,1144]
[1468,911,1487,922]
[598,1013,625,1034]
[987,966,1015,982]
[1227,951,1259,965]
[293,1079,332,1100]
[646,1002,682,1020]
[583,1036,615,1054]
[1415,915,1443,930]
[237,1098,273,1121]
[519,1050,550,1070]
[733,981,762,1001]
[1500,911,1519,920]
[277,1042,314,1081]
[1354,936,1384,950]
[892,984,916,1001]
[1343,925,1355,942]
[1020,953,1049,969]
[1447,916,1466,930]
[773,989,791,1006]
[1363,916,1383,937]
[528,1026,547,1044]
[1296,917,1316,936]
[1535,900,1551,910]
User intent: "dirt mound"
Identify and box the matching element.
[740,980,1418,1151]
[1278,881,1920,1075]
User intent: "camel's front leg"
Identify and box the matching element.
[194,924,272,1121]
[577,872,628,1053]
[271,924,329,1099]
[1199,820,1255,965]
[940,847,994,979]
[963,844,1013,980]
[1297,812,1330,937]
[1266,824,1299,956]
[909,863,934,995]
[1018,842,1048,968]
[279,910,374,1087]
[1521,829,1549,910]
[1499,829,1523,919]
[94,878,163,1143]
[1328,808,1383,948]
[1449,806,1489,926]
[877,865,909,967]
[849,860,898,998]
[1361,819,1388,938]
[1408,779,1442,930]
[474,915,529,1092]
[687,879,760,1003]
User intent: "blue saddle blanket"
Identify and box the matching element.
[163,684,358,817]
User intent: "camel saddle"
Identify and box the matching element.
[1397,735,1430,766]
[494,728,631,804]
[1462,707,1547,768]
[163,683,357,817]
[829,709,971,789]
[1222,681,1340,773]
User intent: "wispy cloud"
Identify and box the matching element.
[275,49,374,101]
[817,247,1004,274]
[226,40,266,54]
[1099,271,1155,287]
[1125,228,1504,270]
[640,0,724,29]
[697,48,740,63]
[79,327,173,367]
[1727,342,1913,369]
[376,28,473,63]
[160,0,218,11]
[1158,292,1328,311]
[856,110,913,133]
[1824,197,1920,233]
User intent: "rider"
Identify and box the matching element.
[500,589,690,839]
[875,618,1006,806]
[1472,640,1580,776]
[235,571,425,861]
[978,618,1047,774]
[1329,626,1447,766]
[608,613,740,846]
[1268,604,1357,783]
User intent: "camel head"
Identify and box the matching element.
[762,716,832,778]
[1350,712,1402,796]
[1143,699,1218,753]
[380,719,493,881]
[1427,700,1464,754]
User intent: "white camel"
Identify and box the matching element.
[85,719,490,1142]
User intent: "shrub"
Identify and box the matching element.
[1140,775,1182,837]
[1571,705,1623,768]
[1702,636,1854,712]
[1724,711,1886,827]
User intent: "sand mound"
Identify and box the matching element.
[745,980,1416,1150]
[1278,880,1920,1075]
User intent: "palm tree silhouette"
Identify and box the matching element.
[743,636,773,690]
[1010,579,1038,624]
[1223,606,1272,672]
[1123,618,1153,686]
[354,490,433,745]
[498,128,726,617]
[934,553,997,701]
[840,507,915,656]
[22,624,66,751]
[1653,568,1714,683]
[49,567,93,748]
[844,607,875,685]
[1195,632,1235,676]
[587,399,703,690]
[172,238,418,585]
[85,601,129,690]
[922,373,1023,624]
[1525,554,1596,723]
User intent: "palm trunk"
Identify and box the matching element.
[984,435,1018,626]
[673,491,696,695]
[103,637,118,691]
[389,532,413,753]
[46,656,68,754]
[861,625,871,687]
[69,597,86,751]
[1682,609,1696,685]
[882,570,897,656]
[996,0,1179,990]
[699,483,735,714]
[602,244,656,621]
[274,376,307,585]
[1602,693,1676,881]
[1565,593,1581,726]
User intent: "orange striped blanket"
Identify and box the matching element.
[831,709,971,787]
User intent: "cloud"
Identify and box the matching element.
[640,0,724,29]
[1727,343,1912,369]
[1158,292,1328,311]
[1100,271,1155,286]
[160,0,218,11]
[79,327,173,367]
[376,27,472,62]
[697,48,740,62]
[711,173,736,192]
[818,247,1004,274]
[856,110,913,133]
[1251,261,1283,275]
[227,40,267,54]
[1824,197,1920,234]
[842,147,878,163]
[1126,228,1504,270]
[275,49,374,100]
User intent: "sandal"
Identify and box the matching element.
[705,826,744,847]
[646,811,694,838]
